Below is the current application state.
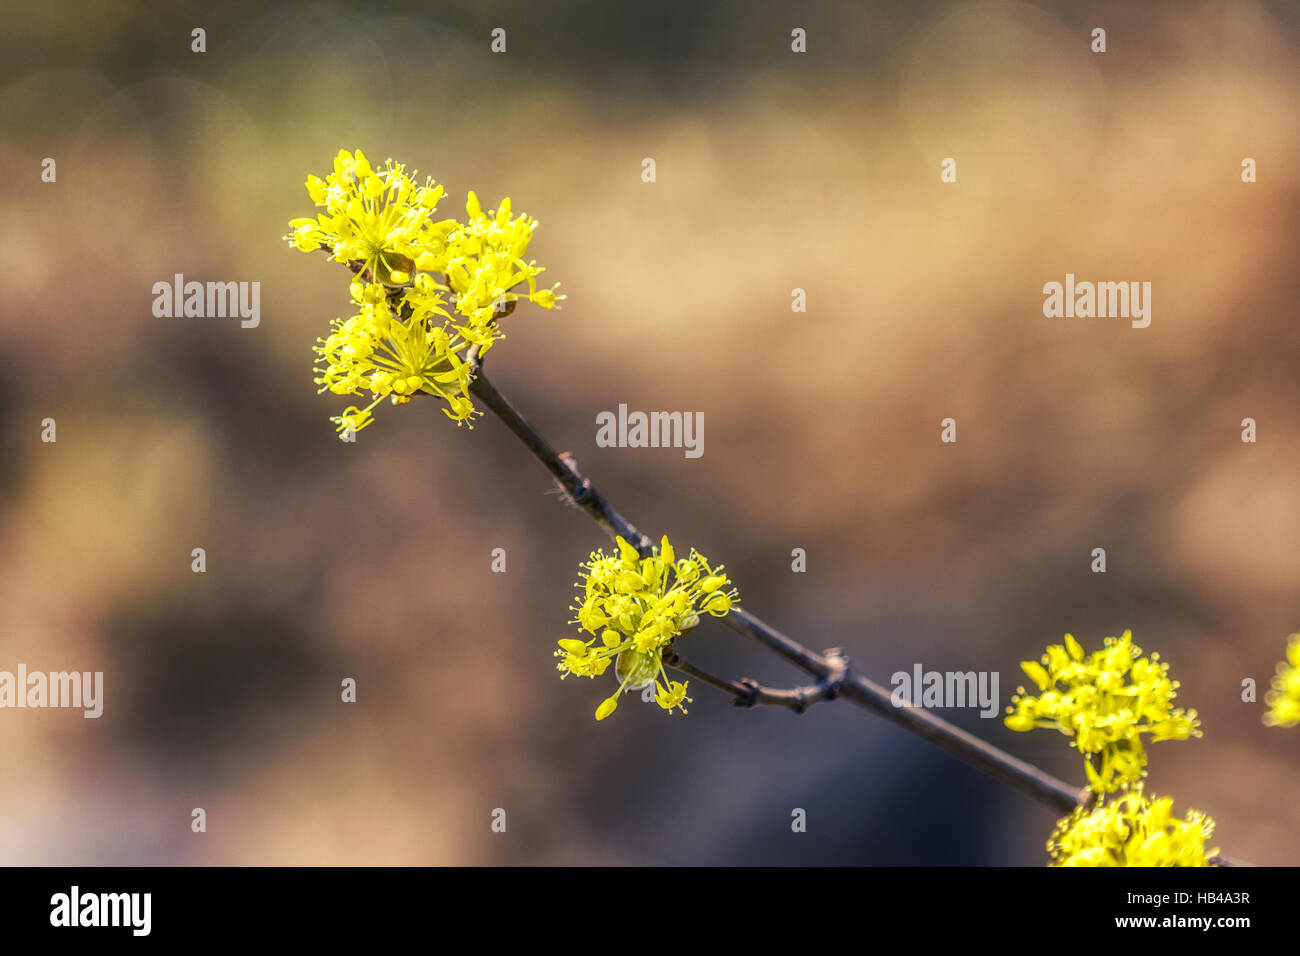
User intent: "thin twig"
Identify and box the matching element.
[666,649,849,713]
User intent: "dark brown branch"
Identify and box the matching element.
[669,618,1090,814]
[467,365,653,555]
[666,648,849,713]
[458,306,1245,865]
[465,366,1093,798]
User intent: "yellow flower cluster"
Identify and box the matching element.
[1048,788,1218,867]
[1007,631,1217,867]
[287,149,448,284]
[287,149,563,434]
[313,282,474,432]
[1005,630,1199,794]
[556,535,739,721]
[1264,632,1300,728]
[444,193,560,334]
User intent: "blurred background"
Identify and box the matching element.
[1,0,1298,865]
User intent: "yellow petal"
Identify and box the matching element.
[1021,660,1052,691]
[616,536,640,564]
[1004,711,1035,732]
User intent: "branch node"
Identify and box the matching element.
[821,648,849,702]
[733,678,762,709]
[557,452,593,505]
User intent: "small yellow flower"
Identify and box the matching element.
[655,680,692,713]
[1005,631,1199,794]
[555,638,612,679]
[1263,632,1300,728]
[332,405,374,436]
[1048,788,1217,867]
[555,535,739,720]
